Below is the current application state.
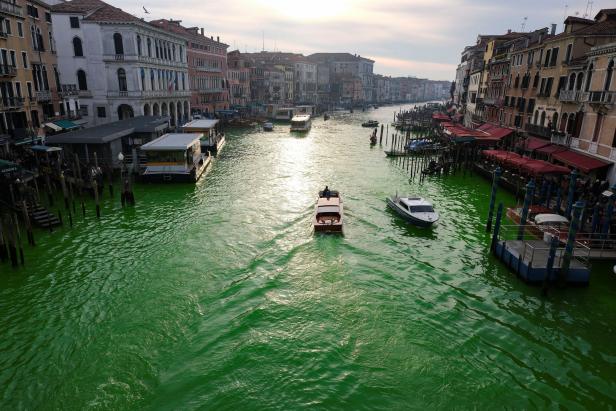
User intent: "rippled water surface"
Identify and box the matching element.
[1,105,615,410]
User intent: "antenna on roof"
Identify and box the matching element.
[520,16,527,32]
[262,30,265,52]
[583,0,593,18]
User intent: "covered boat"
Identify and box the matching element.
[290,115,312,132]
[140,133,211,182]
[362,120,379,127]
[387,195,439,227]
[263,122,274,131]
[314,190,343,233]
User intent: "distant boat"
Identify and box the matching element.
[263,122,274,131]
[323,113,330,121]
[314,189,343,233]
[290,114,312,132]
[387,195,439,227]
[362,120,379,127]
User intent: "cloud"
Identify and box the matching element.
[115,0,614,79]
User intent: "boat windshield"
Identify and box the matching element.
[317,206,340,214]
[409,205,434,213]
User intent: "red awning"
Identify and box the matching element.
[552,150,611,173]
[522,137,551,151]
[476,123,513,140]
[520,159,571,176]
[432,113,450,122]
[493,151,521,162]
[503,156,532,168]
[535,144,568,155]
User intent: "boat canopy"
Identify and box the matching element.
[182,119,219,130]
[291,114,311,122]
[140,133,202,151]
[317,206,340,213]
[534,214,569,225]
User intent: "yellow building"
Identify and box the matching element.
[0,0,60,142]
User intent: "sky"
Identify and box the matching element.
[117,0,613,81]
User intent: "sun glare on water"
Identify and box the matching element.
[257,0,351,20]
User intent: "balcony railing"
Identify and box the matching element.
[0,0,23,17]
[587,91,616,105]
[36,90,52,101]
[195,66,222,73]
[0,97,24,108]
[525,123,553,139]
[550,132,571,146]
[107,90,192,98]
[0,64,16,77]
[559,89,581,102]
[102,54,188,69]
[59,84,79,97]
[569,137,616,161]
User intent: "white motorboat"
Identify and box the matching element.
[387,195,439,226]
[263,122,274,131]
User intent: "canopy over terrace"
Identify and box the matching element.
[519,136,551,152]
[441,123,513,144]
[482,150,571,176]
[552,150,611,174]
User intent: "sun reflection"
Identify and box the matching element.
[256,0,352,20]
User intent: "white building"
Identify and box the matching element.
[293,60,317,104]
[51,0,191,127]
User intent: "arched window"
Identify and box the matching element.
[560,113,568,132]
[172,44,176,61]
[604,60,614,91]
[533,110,539,125]
[568,73,576,90]
[140,68,145,90]
[30,25,37,50]
[533,73,539,88]
[585,64,593,91]
[117,68,127,91]
[77,69,87,90]
[113,33,124,55]
[73,37,83,57]
[551,112,558,130]
[147,38,152,57]
[575,73,584,90]
[540,111,546,127]
[137,35,142,56]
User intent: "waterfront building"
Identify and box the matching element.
[293,57,317,104]
[307,53,373,104]
[226,50,250,108]
[0,0,64,142]
[151,20,229,116]
[51,0,191,127]
[373,74,391,103]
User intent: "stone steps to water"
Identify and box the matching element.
[25,202,61,228]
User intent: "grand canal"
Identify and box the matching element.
[1,105,615,409]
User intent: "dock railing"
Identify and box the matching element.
[497,224,592,268]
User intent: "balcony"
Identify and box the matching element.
[0,0,23,17]
[559,89,584,103]
[0,97,24,109]
[550,132,571,146]
[195,66,222,73]
[483,97,503,107]
[569,138,616,161]
[102,54,188,69]
[525,123,553,139]
[59,84,78,97]
[107,90,192,99]
[0,64,16,77]
[587,91,616,105]
[36,90,52,101]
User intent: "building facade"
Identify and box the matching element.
[151,20,229,116]
[51,0,191,127]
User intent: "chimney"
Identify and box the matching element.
[550,23,556,35]
[200,28,204,36]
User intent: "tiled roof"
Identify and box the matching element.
[51,0,105,13]
[307,53,360,62]
[84,4,142,23]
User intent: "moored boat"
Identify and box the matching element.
[263,122,274,131]
[140,133,211,183]
[290,114,312,132]
[314,189,343,233]
[362,120,379,127]
[387,195,439,226]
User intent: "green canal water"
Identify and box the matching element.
[1,105,615,410]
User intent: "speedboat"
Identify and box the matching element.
[314,190,343,233]
[387,195,439,227]
[263,122,274,131]
[362,120,379,128]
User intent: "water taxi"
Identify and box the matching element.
[290,115,312,132]
[263,122,274,131]
[387,195,439,227]
[362,120,379,127]
[140,133,211,183]
[182,119,225,154]
[314,190,343,233]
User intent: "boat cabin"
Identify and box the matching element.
[182,119,225,154]
[140,133,210,182]
[290,115,312,132]
[399,197,435,213]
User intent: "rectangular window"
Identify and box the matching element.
[45,12,51,23]
[550,47,559,66]
[4,19,11,36]
[27,82,33,98]
[592,113,603,142]
[97,106,106,118]
[9,50,16,67]
[565,44,572,63]
[70,17,79,29]
[17,22,23,37]
[79,105,88,116]
[21,51,27,68]
[545,77,554,96]
[27,5,39,18]
[15,82,21,98]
